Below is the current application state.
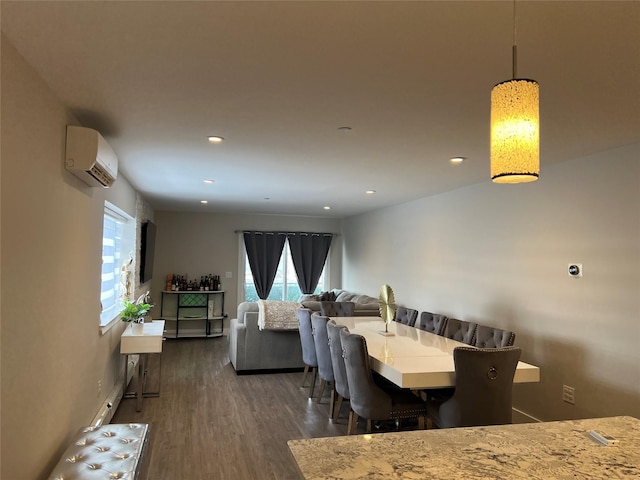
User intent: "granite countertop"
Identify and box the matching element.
[287,416,640,479]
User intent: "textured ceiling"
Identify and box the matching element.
[2,1,639,217]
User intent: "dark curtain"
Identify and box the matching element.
[288,233,333,294]
[243,231,287,299]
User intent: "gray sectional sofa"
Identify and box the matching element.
[228,289,380,373]
[229,302,304,372]
[299,288,380,316]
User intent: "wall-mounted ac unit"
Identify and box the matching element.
[65,125,118,188]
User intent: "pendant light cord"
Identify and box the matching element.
[512,0,518,79]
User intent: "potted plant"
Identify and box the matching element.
[121,292,153,333]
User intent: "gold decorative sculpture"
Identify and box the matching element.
[378,284,396,336]
[120,253,134,300]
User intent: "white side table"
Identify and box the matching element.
[120,320,165,411]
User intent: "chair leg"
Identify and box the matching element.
[332,395,344,423]
[301,364,310,387]
[347,410,358,435]
[328,384,336,419]
[317,379,326,403]
[366,419,372,433]
[308,368,317,398]
[418,416,425,430]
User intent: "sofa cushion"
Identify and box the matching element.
[300,300,322,311]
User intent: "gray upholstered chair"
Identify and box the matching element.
[320,301,355,317]
[441,317,477,345]
[327,320,350,423]
[340,329,427,435]
[311,313,336,416]
[394,306,418,327]
[473,324,516,348]
[428,346,521,428]
[297,307,318,397]
[417,312,448,334]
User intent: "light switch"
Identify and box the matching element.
[225,271,233,279]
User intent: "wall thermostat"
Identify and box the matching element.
[568,264,583,277]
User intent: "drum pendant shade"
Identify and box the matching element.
[490,78,540,183]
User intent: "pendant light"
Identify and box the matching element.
[490,0,539,183]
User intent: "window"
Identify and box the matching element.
[100,202,135,329]
[243,239,328,302]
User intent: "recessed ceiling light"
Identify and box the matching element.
[200,200,208,204]
[203,179,214,184]
[207,136,224,143]
[365,190,376,195]
[450,156,465,164]
[337,126,352,132]
[323,206,331,210]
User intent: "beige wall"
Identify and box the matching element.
[0,37,150,479]
[2,22,638,478]
[150,211,343,324]
[342,143,640,421]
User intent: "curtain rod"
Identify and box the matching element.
[234,230,339,237]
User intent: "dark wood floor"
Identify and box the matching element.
[112,336,354,479]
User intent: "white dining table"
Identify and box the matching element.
[330,316,540,389]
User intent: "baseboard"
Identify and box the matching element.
[512,407,542,424]
[91,355,139,426]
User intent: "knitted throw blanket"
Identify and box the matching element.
[257,300,301,331]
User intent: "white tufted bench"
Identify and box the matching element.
[48,423,149,480]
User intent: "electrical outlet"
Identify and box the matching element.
[562,385,575,404]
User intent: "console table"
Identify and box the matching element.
[120,320,165,411]
[288,416,640,479]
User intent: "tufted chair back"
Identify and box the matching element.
[442,318,477,345]
[339,329,392,421]
[297,308,317,367]
[311,313,336,410]
[473,325,516,348]
[327,320,351,422]
[417,312,448,335]
[437,347,521,428]
[394,307,418,326]
[327,320,350,401]
[311,314,334,385]
[321,301,355,317]
[297,307,318,397]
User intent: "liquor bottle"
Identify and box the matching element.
[204,275,210,291]
[200,276,205,291]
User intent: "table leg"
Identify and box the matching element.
[136,354,146,412]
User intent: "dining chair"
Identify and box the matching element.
[326,320,350,423]
[441,317,477,345]
[340,329,427,435]
[428,346,521,429]
[394,306,418,327]
[473,325,516,348]
[297,307,318,397]
[417,311,448,335]
[311,313,336,417]
[320,301,355,317]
